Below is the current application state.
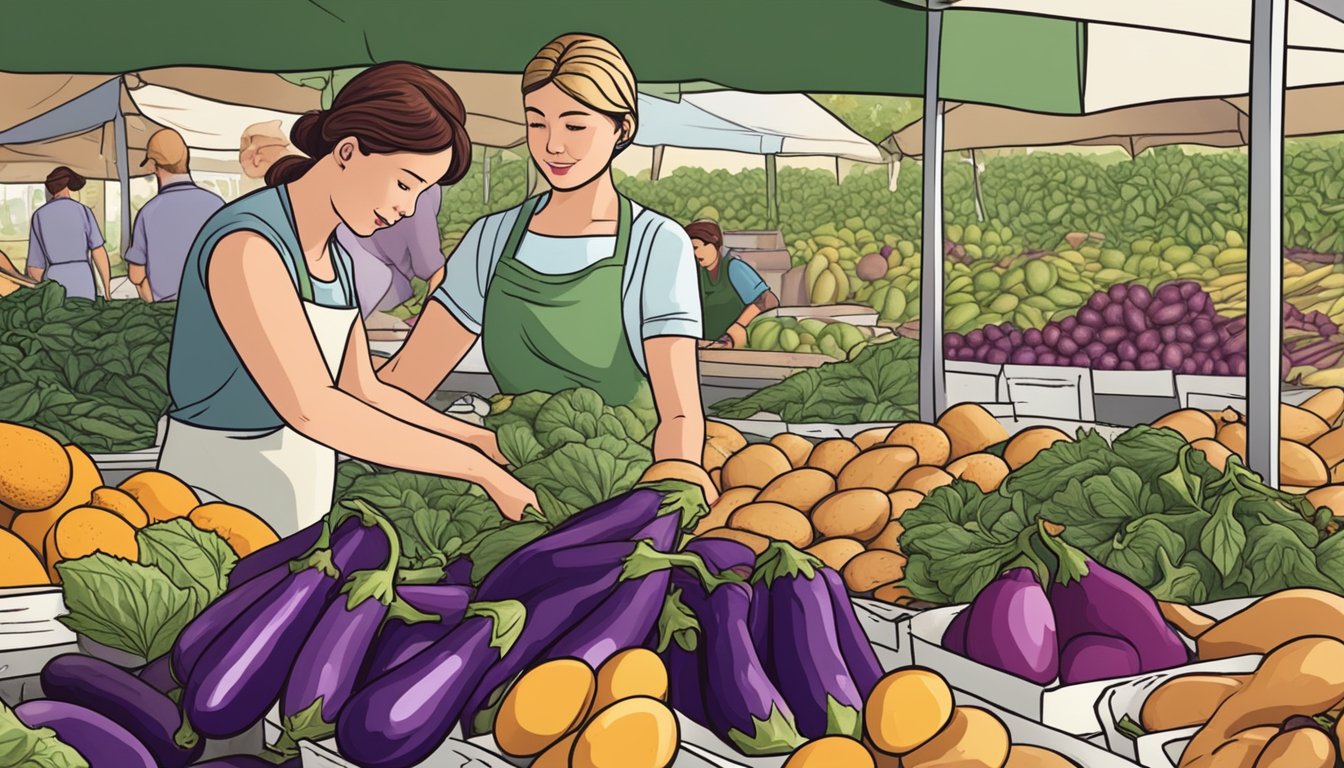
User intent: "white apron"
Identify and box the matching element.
[157,300,357,537]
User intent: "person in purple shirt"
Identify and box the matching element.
[125,129,225,302]
[26,167,112,301]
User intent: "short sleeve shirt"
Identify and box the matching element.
[27,198,103,269]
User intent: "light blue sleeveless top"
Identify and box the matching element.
[167,185,357,430]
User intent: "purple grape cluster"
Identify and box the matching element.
[943,281,1337,377]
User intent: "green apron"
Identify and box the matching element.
[700,255,748,341]
[481,194,646,405]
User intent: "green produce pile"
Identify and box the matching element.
[331,386,662,582]
[710,335,919,424]
[743,315,887,360]
[57,519,237,661]
[900,425,1344,606]
[0,283,172,452]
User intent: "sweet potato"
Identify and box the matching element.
[843,550,906,594]
[0,528,47,587]
[0,422,71,511]
[594,649,667,710]
[936,405,1008,461]
[1334,463,1344,485]
[888,490,924,519]
[571,697,678,768]
[1180,727,1278,768]
[1159,602,1217,639]
[1306,485,1344,517]
[1004,745,1083,768]
[869,521,904,554]
[638,460,718,505]
[884,423,952,467]
[1303,388,1344,426]
[807,538,866,572]
[1282,404,1332,445]
[694,487,757,536]
[496,659,595,757]
[710,469,721,492]
[901,707,1010,768]
[188,502,279,557]
[1196,590,1344,660]
[1254,728,1336,768]
[704,421,748,471]
[1003,427,1071,471]
[88,487,150,529]
[728,502,814,548]
[1192,439,1235,473]
[119,471,199,523]
[897,466,955,495]
[1181,637,1344,766]
[695,527,771,555]
[1313,426,1344,468]
[1154,409,1218,443]
[782,736,875,768]
[756,468,836,513]
[874,583,915,605]
[721,444,793,490]
[771,433,816,468]
[807,439,861,476]
[1220,422,1249,460]
[853,427,894,452]
[1141,673,1247,732]
[810,489,890,544]
[865,668,954,755]
[837,446,919,492]
[10,445,101,557]
[1280,440,1329,487]
[532,733,578,768]
[945,453,1010,493]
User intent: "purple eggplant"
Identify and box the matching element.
[40,654,203,767]
[1036,521,1190,674]
[138,655,177,696]
[227,520,325,589]
[276,502,424,754]
[440,556,474,585]
[685,537,756,577]
[676,560,803,755]
[749,579,771,654]
[942,607,971,655]
[753,543,863,740]
[194,757,300,768]
[820,568,885,701]
[655,591,711,728]
[15,699,155,768]
[363,585,476,681]
[962,568,1059,685]
[180,518,375,742]
[541,568,672,670]
[1059,633,1143,684]
[172,561,289,686]
[335,600,527,768]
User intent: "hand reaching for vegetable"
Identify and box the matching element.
[490,478,539,522]
[470,429,509,466]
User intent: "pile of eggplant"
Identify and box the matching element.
[942,520,1192,685]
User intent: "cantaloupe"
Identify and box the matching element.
[755,468,836,513]
[694,487,757,535]
[0,423,72,512]
[0,528,47,586]
[1281,440,1329,487]
[935,405,1008,462]
[884,423,952,467]
[703,421,748,471]
[837,447,919,492]
[1003,427,1071,471]
[119,471,199,523]
[1191,439,1234,472]
[1303,388,1344,426]
[944,453,1010,493]
[10,445,101,558]
[770,433,815,468]
[806,439,861,476]
[1152,409,1217,443]
[721,444,792,490]
[852,427,894,452]
[888,490,924,519]
[812,489,890,542]
[897,466,955,495]
[1282,403,1332,445]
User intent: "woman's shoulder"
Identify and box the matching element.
[198,188,286,240]
[631,205,692,254]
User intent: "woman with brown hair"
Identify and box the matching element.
[380,34,708,479]
[685,219,779,349]
[26,166,112,301]
[159,62,537,535]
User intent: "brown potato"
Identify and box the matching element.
[897,466,955,495]
[936,405,1009,461]
[1220,422,1248,460]
[1196,589,1344,660]
[1153,409,1218,443]
[873,583,915,605]
[1303,388,1344,426]
[1192,439,1234,473]
[812,489,890,541]
[704,421,748,471]
[1255,728,1336,768]
[1003,427,1071,470]
[1282,403,1332,445]
[495,659,595,757]
[888,490,924,519]
[771,433,816,468]
[693,488,757,536]
[901,707,1009,767]
[852,427,894,452]
[721,444,793,490]
[837,446,919,492]
[807,538,866,572]
[710,469,721,492]
[695,528,770,555]
[945,453,1010,493]
[1280,439,1329,487]
[885,423,952,467]
[639,460,718,505]
[1181,727,1277,768]
[869,520,904,554]
[756,468,836,513]
[1307,485,1344,517]
[728,502,814,549]
[783,736,876,768]
[571,697,678,768]
[843,550,906,594]
[1141,673,1246,732]
[807,439,861,476]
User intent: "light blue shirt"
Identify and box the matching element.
[125,178,225,301]
[432,196,702,375]
[723,255,770,304]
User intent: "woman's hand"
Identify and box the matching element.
[469,428,509,466]
[725,323,748,349]
[488,477,540,522]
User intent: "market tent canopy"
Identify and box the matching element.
[634,92,885,162]
[0,74,116,133]
[0,81,163,183]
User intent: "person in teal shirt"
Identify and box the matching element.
[685,219,779,349]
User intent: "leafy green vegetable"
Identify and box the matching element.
[0,702,88,768]
[469,522,550,584]
[338,471,503,568]
[56,554,196,661]
[516,436,652,513]
[497,423,545,467]
[136,520,238,611]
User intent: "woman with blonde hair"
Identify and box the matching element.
[381,34,708,475]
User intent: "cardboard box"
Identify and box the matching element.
[771,304,880,326]
[1000,365,1097,422]
[1092,369,1177,398]
[946,360,1004,407]
[697,348,834,382]
[1176,375,1245,411]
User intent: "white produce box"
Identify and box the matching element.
[1096,655,1260,766]
[1000,364,1096,422]
[955,690,1143,768]
[0,587,77,682]
[852,598,919,670]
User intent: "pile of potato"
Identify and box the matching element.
[689,404,1074,603]
[783,668,1081,767]
[1151,388,1344,495]
[493,649,677,768]
[0,421,279,587]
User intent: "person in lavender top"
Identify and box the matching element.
[26,166,112,301]
[125,129,225,302]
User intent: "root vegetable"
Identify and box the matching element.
[897,466,955,494]
[89,487,150,528]
[704,421,748,471]
[728,502,814,548]
[0,528,47,586]
[842,550,906,594]
[188,503,278,557]
[838,447,919,492]
[1254,727,1336,767]
[945,453,1011,493]
[1313,426,1344,468]
[1302,388,1344,426]
[1306,485,1344,516]
[52,506,139,563]
[1220,423,1248,460]
[901,706,1011,768]
[696,527,770,555]
[1282,404,1331,445]
[885,423,953,467]
[874,583,914,604]
[864,668,954,755]
[1196,590,1344,660]
[570,697,678,768]
[694,488,757,535]
[1154,410,1218,443]
[638,460,718,505]
[936,405,1008,461]
[1003,427,1071,470]
[807,538,866,571]
[1005,745,1083,767]
[533,733,578,768]
[1192,439,1234,472]
[783,736,875,768]
[1180,727,1278,768]
[772,433,816,468]
[807,439,861,476]
[853,428,894,452]
[1141,673,1247,732]
[1158,602,1217,639]
[869,521,904,554]
[594,649,667,711]
[9,445,101,557]
[119,471,200,523]
[756,469,836,513]
[1279,440,1329,486]
[722,445,793,490]
[888,490,924,518]
[812,489,890,541]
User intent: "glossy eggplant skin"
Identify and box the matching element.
[362,584,476,681]
[1058,633,1143,684]
[172,563,289,685]
[226,521,323,589]
[15,699,156,768]
[963,568,1059,685]
[659,624,711,728]
[541,568,671,670]
[942,605,972,655]
[819,568,884,700]
[137,654,177,695]
[40,654,202,768]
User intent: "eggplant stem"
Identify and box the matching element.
[340,498,402,572]
[622,540,742,592]
[1003,526,1054,591]
[751,541,823,586]
[173,716,199,750]
[655,587,701,653]
[464,599,527,656]
[1034,519,1090,585]
[638,479,711,532]
[396,565,447,585]
[1115,715,1147,740]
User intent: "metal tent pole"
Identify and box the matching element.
[765,154,779,230]
[919,8,947,423]
[482,148,491,205]
[113,92,131,261]
[651,146,665,181]
[1247,0,1286,485]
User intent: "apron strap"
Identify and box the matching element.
[500,194,633,268]
[500,196,543,266]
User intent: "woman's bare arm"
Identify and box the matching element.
[378,299,478,399]
[208,231,534,519]
[644,336,711,494]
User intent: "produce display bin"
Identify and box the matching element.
[697,348,836,382]
[770,303,880,326]
[946,360,1005,407]
[89,415,167,485]
[999,364,1097,422]
[852,598,919,670]
[954,690,1143,768]
[0,587,76,706]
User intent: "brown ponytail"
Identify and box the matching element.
[266,62,473,187]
